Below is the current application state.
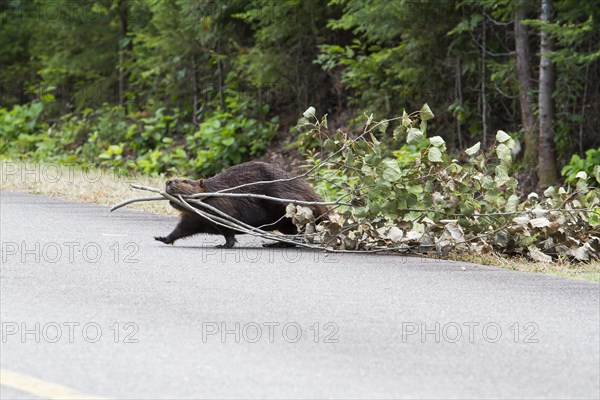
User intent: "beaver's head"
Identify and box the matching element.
[165,178,206,195]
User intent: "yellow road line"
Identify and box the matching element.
[0,368,108,400]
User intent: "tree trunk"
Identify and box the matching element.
[191,54,198,124]
[514,2,537,168]
[538,0,559,188]
[456,56,463,150]
[217,37,225,110]
[118,0,132,106]
[481,15,488,148]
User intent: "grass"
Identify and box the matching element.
[2,159,599,282]
[0,159,176,216]
[450,253,600,283]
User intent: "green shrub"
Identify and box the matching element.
[0,102,46,156]
[188,110,278,177]
[562,149,600,186]
[293,105,599,261]
[1,101,278,177]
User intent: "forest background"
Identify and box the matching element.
[1,0,598,191]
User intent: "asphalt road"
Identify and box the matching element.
[1,190,599,399]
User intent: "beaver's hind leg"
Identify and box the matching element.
[215,230,237,249]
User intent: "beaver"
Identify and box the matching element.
[154,161,329,248]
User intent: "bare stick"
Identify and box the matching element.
[130,184,162,193]
[111,196,166,212]
[186,191,350,207]
[127,182,347,207]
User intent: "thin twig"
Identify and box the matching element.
[111,196,166,212]
[186,191,351,207]
[130,184,161,193]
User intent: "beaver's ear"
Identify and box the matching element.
[198,179,205,187]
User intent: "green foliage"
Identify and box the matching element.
[127,0,236,114]
[316,0,460,118]
[188,108,278,177]
[561,149,600,186]
[0,102,46,156]
[2,0,598,167]
[0,101,277,177]
[233,0,333,112]
[293,106,599,261]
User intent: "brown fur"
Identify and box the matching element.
[155,161,329,248]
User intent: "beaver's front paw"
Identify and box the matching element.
[154,236,174,245]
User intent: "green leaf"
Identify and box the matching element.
[408,185,423,195]
[543,186,556,198]
[495,165,510,187]
[323,139,336,152]
[119,37,131,49]
[41,93,55,103]
[505,194,519,212]
[496,130,511,143]
[407,128,423,145]
[419,103,434,121]
[361,164,376,177]
[401,110,411,127]
[303,107,316,119]
[505,138,517,151]
[460,201,475,216]
[91,2,109,14]
[465,142,480,156]
[297,117,310,127]
[429,136,445,147]
[109,145,122,155]
[222,137,235,146]
[370,130,381,146]
[576,177,589,194]
[378,120,389,135]
[382,159,402,182]
[428,147,443,162]
[576,171,588,180]
[393,126,406,141]
[496,143,512,165]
